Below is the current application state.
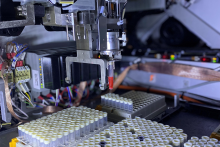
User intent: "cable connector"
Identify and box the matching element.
[16,83,23,92]
[19,52,26,61]
[18,93,25,102]
[117,20,125,26]
[22,83,30,92]
[38,96,49,105]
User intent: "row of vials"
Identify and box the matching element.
[17,106,108,147]
[101,93,133,112]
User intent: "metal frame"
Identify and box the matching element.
[0,79,11,123]
[167,3,220,49]
[66,50,108,90]
[0,4,35,29]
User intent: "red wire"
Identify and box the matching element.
[85,89,89,100]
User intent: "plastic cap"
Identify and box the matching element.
[64,131,69,136]
[44,138,50,144]
[75,126,80,130]
[95,117,99,121]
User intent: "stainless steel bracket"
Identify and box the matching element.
[65,50,108,90]
[0,4,35,29]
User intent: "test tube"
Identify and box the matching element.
[39,136,44,147]
[75,126,80,140]
[124,100,129,111]
[119,97,124,110]
[80,123,85,137]
[90,119,95,132]
[106,96,110,106]
[103,113,108,126]
[85,121,90,135]
[43,138,51,147]
[172,139,181,147]
[101,95,105,105]
[108,61,114,90]
[18,125,23,138]
[184,142,192,147]
[63,130,69,145]
[129,101,133,112]
[116,99,120,109]
[99,114,104,128]
[51,136,57,147]
[95,117,99,130]
[69,127,75,143]
[32,132,37,147]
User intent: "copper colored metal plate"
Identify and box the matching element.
[139,62,220,81]
[42,106,63,114]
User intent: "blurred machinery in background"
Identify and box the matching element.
[125,0,220,55]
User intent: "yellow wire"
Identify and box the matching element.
[25,93,31,101]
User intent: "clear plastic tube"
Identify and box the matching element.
[116,99,120,109]
[99,114,104,128]
[106,97,110,106]
[80,123,85,137]
[103,113,108,126]
[95,117,99,130]
[172,139,181,147]
[18,125,23,137]
[101,95,105,105]
[112,98,116,108]
[63,130,69,145]
[90,119,95,132]
[75,126,80,140]
[124,101,129,111]
[51,136,57,147]
[85,121,90,135]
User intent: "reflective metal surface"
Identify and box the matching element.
[139,62,220,81]
[0,4,35,29]
[42,106,63,114]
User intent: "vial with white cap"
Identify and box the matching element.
[172,139,181,147]
[184,142,193,147]
[116,98,120,109]
[103,112,108,126]
[94,117,99,130]
[112,98,116,108]
[75,126,80,140]
[85,121,90,135]
[39,136,45,147]
[51,135,57,147]
[32,132,37,147]
[57,132,64,146]
[63,130,69,145]
[210,138,218,144]
[80,123,85,137]
[201,136,210,141]
[90,119,95,132]
[124,100,129,111]
[99,114,104,128]
[35,134,41,147]
[101,95,105,105]
[128,100,133,112]
[43,138,51,147]
[18,125,24,138]
[207,141,216,146]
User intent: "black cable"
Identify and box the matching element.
[48,0,77,8]
[96,0,105,23]
[120,1,127,21]
[120,2,127,32]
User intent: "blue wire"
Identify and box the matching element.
[67,87,71,103]
[12,47,28,63]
